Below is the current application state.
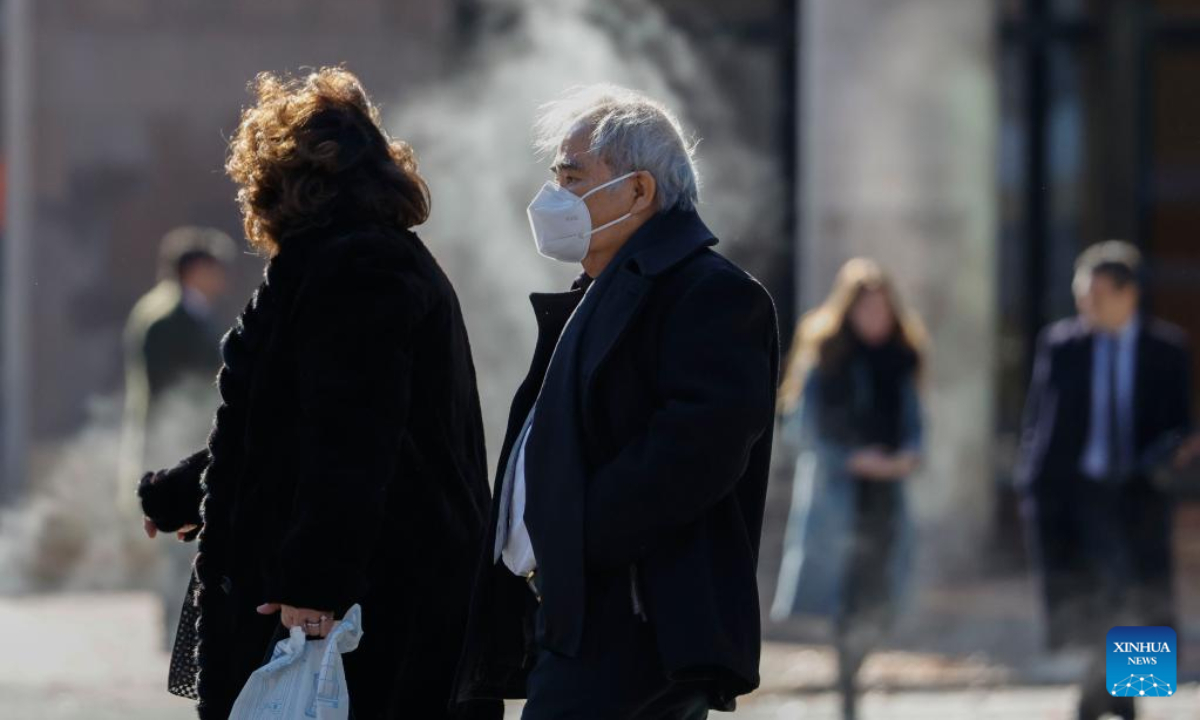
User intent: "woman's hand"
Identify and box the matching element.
[1174,433,1200,470]
[142,517,200,541]
[847,448,895,480]
[847,448,919,480]
[257,602,337,638]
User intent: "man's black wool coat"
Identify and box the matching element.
[454,207,780,711]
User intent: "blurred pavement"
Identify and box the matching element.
[0,592,1197,719]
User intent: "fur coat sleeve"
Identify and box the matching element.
[138,448,209,532]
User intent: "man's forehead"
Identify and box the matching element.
[552,123,598,169]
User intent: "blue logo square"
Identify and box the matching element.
[1107,626,1177,698]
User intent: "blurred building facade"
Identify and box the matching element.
[0,0,792,494]
[4,1,454,481]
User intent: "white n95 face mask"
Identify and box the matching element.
[526,171,637,263]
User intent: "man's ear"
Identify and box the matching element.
[631,171,658,215]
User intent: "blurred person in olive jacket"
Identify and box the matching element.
[119,226,233,647]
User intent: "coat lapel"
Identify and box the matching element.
[1078,329,1094,421]
[490,287,585,503]
[1133,319,1151,450]
[579,209,718,404]
[580,268,652,396]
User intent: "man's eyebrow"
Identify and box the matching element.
[550,158,583,173]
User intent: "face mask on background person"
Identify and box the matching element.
[526,171,637,263]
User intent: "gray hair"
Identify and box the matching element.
[533,84,700,211]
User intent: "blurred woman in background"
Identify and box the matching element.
[771,258,926,720]
[136,68,499,719]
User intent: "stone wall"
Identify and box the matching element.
[20,1,454,444]
[794,0,999,578]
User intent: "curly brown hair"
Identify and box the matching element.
[225,67,430,257]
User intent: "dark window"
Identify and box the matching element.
[997,0,1200,469]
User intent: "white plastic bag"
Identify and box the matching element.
[229,604,363,720]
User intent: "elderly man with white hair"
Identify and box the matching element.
[452,85,779,719]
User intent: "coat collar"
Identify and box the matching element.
[573,208,717,422]
[525,207,717,354]
[604,206,717,279]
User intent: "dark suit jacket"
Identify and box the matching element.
[453,208,779,709]
[1016,315,1192,494]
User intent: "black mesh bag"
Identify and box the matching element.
[167,572,201,700]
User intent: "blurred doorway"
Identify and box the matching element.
[1148,20,1200,398]
[997,0,1200,565]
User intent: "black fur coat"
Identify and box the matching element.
[138,227,500,719]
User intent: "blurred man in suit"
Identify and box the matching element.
[119,226,233,646]
[1017,240,1193,720]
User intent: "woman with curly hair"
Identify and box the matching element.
[136,67,500,720]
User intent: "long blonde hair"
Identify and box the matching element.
[778,258,927,414]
